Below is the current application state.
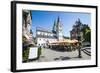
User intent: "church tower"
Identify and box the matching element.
[52,20,57,34]
[56,16,63,40]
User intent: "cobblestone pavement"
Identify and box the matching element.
[37,48,91,62]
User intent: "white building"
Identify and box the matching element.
[36,17,63,47]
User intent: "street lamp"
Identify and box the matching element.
[77,31,82,58]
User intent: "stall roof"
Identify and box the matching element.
[49,39,78,45]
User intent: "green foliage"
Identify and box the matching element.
[23,47,30,62]
[84,29,91,43]
[22,36,27,43]
[37,47,42,59]
[63,36,70,39]
[81,24,91,43]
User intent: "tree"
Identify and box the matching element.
[81,24,91,43]
[85,28,91,43]
[63,36,70,39]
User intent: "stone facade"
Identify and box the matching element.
[70,18,83,41]
[22,10,34,47]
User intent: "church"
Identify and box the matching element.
[36,17,64,47]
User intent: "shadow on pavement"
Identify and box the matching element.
[54,56,71,61]
[49,47,67,52]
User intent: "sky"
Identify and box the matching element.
[31,10,91,37]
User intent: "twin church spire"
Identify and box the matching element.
[52,16,63,40]
[53,16,63,33]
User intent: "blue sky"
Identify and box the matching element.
[31,10,91,37]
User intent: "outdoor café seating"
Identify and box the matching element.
[48,39,78,52]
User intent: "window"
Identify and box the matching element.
[39,39,41,41]
[37,31,40,35]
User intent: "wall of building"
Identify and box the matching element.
[37,37,57,47]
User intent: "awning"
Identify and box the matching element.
[49,39,78,45]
